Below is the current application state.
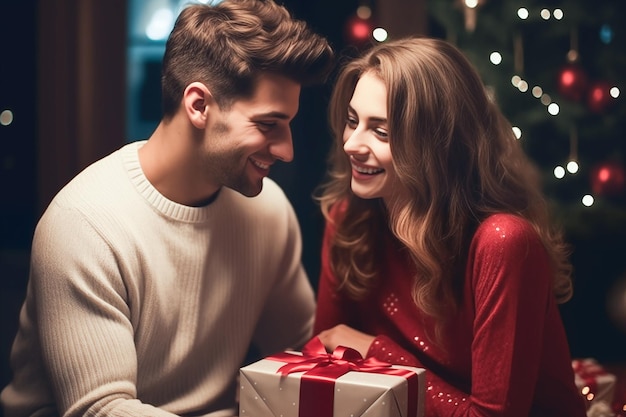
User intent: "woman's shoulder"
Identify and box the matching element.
[472,213,542,254]
[468,215,553,302]
[475,213,536,236]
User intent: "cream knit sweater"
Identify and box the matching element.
[1,141,315,417]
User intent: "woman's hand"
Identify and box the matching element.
[316,324,375,358]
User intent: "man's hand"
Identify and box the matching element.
[316,324,375,358]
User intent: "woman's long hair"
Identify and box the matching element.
[316,37,573,325]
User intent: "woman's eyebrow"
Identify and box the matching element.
[347,105,387,123]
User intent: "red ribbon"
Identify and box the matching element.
[267,337,419,417]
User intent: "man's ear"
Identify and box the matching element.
[183,82,214,129]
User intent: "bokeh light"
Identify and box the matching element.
[0,109,13,126]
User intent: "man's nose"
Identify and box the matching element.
[270,129,294,163]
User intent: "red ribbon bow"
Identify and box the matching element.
[267,337,418,417]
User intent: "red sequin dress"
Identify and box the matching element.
[315,212,587,417]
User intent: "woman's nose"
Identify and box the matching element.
[343,128,368,155]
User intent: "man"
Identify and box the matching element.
[1,1,334,416]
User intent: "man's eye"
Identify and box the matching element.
[257,122,276,131]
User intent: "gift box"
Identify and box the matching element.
[572,358,617,414]
[239,337,426,417]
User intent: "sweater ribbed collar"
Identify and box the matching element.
[122,140,220,223]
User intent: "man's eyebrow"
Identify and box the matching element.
[255,111,291,120]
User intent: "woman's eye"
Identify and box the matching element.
[346,117,357,128]
[374,128,389,139]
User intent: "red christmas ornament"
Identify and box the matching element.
[587,80,615,113]
[344,14,374,46]
[590,161,626,197]
[557,63,588,102]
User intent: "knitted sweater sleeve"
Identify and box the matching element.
[19,202,178,417]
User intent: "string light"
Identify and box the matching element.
[610,87,620,99]
[547,102,559,115]
[517,8,529,19]
[554,166,566,179]
[489,52,502,65]
[479,5,619,207]
[373,27,388,42]
[582,195,594,207]
[567,161,579,174]
[517,79,529,92]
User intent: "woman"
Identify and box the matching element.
[313,37,587,417]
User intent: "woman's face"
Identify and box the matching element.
[343,71,401,203]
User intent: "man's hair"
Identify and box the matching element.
[160,0,334,118]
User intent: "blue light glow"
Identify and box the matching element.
[600,24,613,44]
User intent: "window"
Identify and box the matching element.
[126,0,224,141]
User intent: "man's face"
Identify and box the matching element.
[202,73,301,197]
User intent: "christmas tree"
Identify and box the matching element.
[426,0,626,362]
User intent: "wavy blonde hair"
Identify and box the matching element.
[316,37,573,325]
